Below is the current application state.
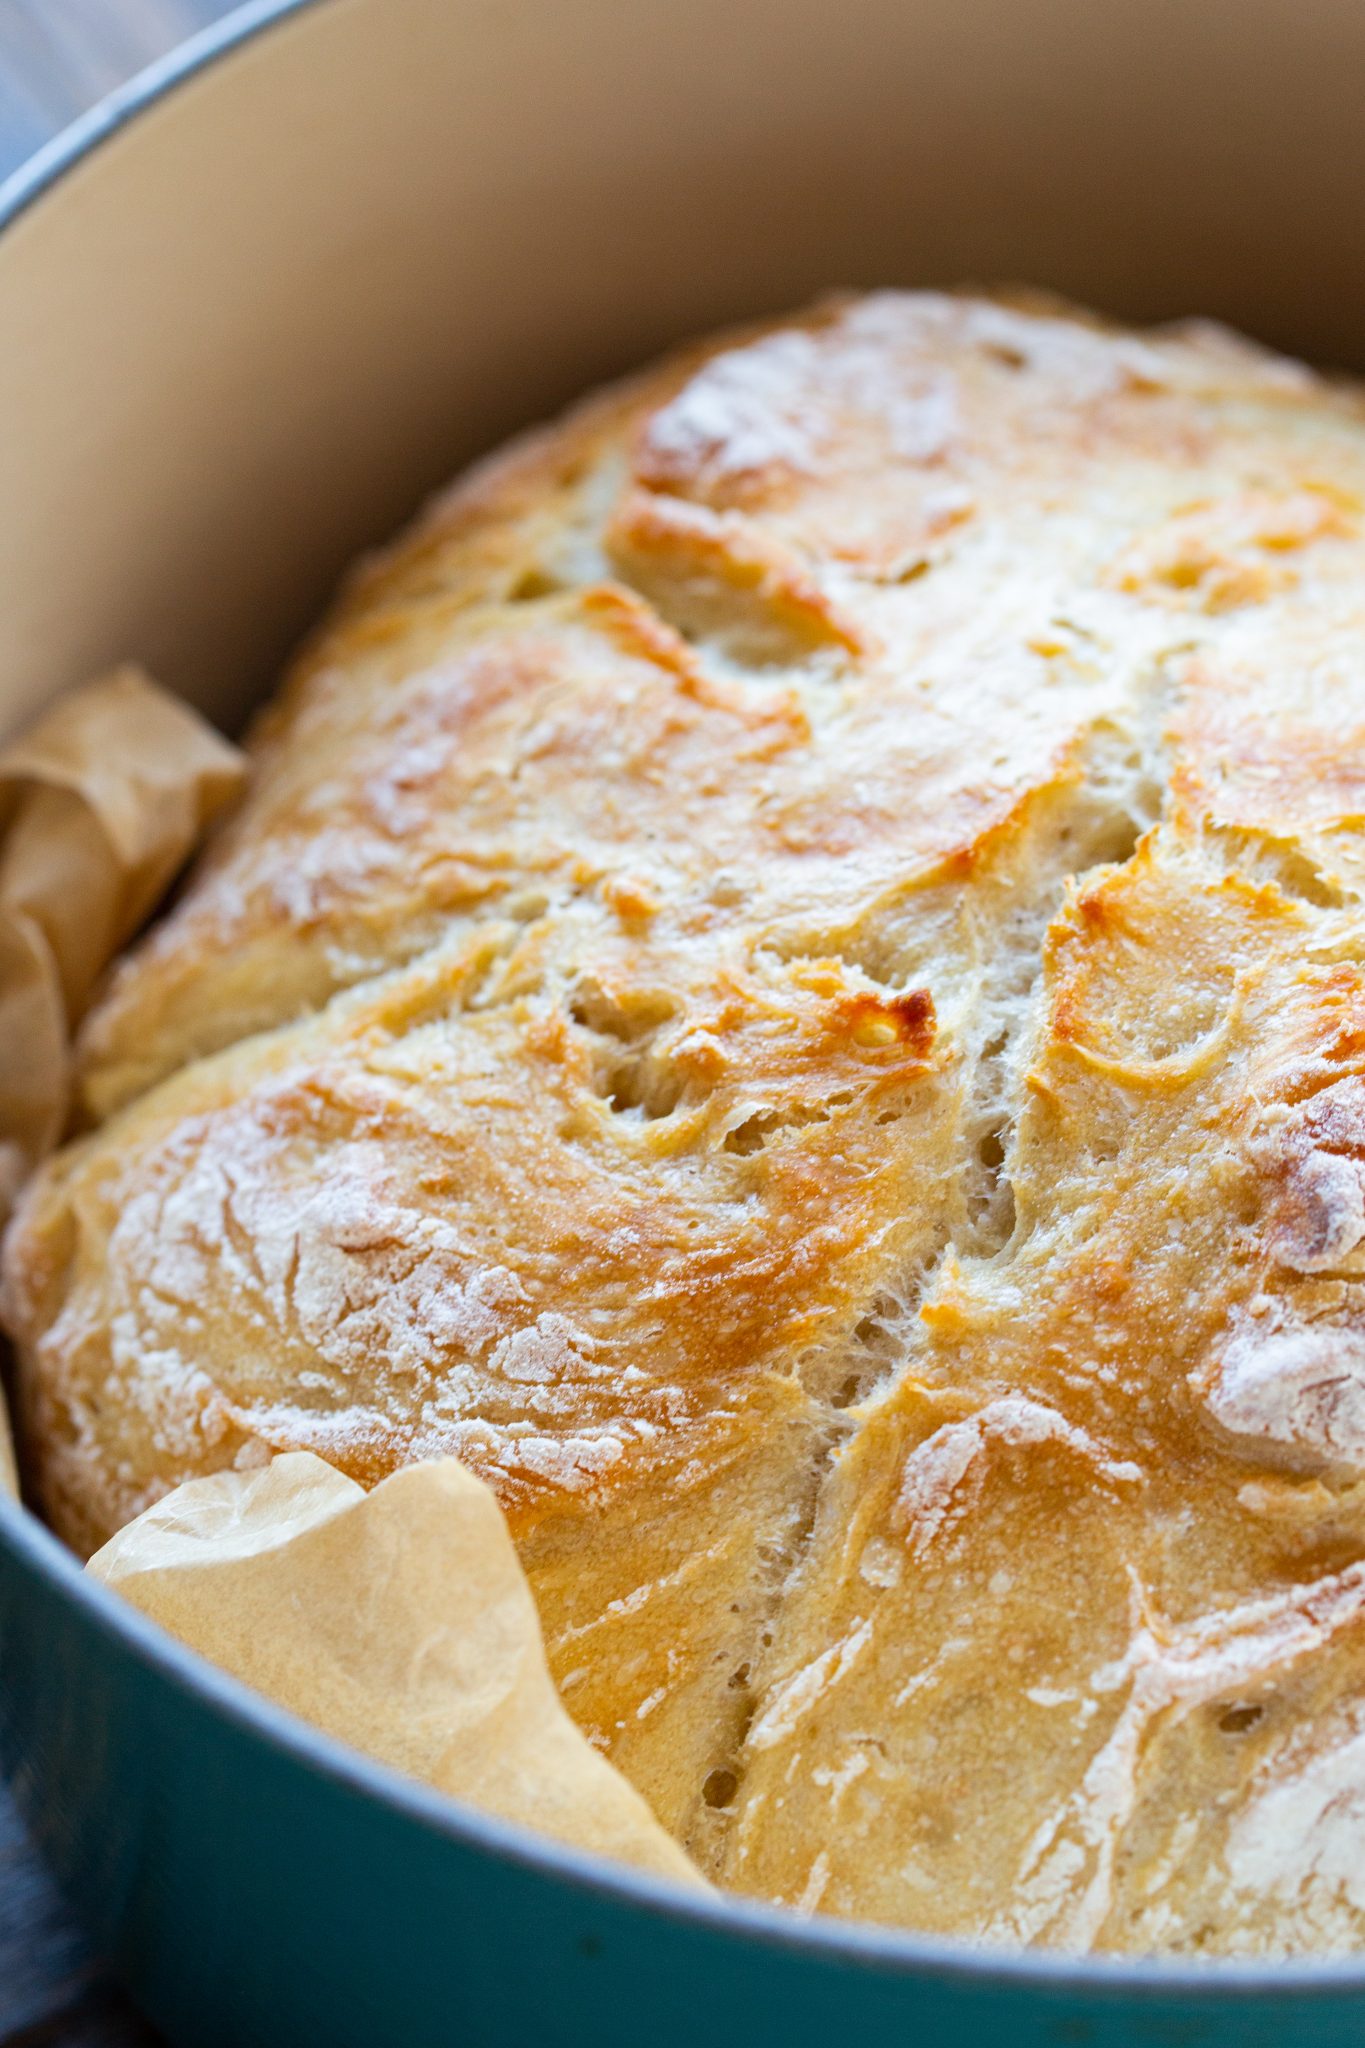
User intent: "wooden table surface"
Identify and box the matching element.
[0,13,238,2041]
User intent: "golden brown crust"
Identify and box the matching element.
[10,291,1365,1942]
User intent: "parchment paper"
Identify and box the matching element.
[90,1452,703,1885]
[0,665,244,1218]
[0,666,244,1497]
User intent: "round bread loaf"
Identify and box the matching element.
[9,291,1365,1954]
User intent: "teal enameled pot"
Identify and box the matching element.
[4,2,1365,2041]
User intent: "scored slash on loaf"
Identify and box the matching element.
[7,290,1365,1953]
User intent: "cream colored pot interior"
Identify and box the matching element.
[1,0,1363,742]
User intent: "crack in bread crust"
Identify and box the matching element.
[10,292,1365,1946]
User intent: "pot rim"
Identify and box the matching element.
[2,0,1363,1999]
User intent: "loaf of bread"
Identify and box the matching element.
[9,291,1365,1954]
